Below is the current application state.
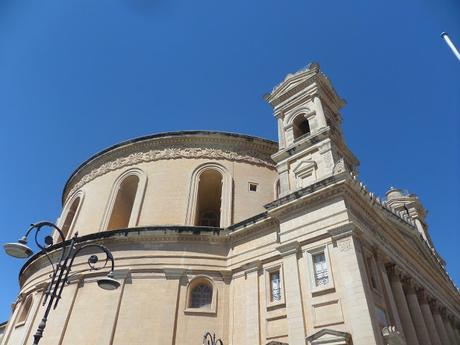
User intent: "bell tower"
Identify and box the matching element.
[265,63,359,197]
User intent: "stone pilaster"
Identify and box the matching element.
[163,269,187,345]
[277,117,286,149]
[403,279,432,345]
[313,95,327,130]
[277,242,306,345]
[417,290,441,345]
[244,261,261,345]
[386,265,420,345]
[430,302,450,345]
[277,162,290,197]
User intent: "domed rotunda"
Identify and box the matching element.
[2,64,460,345]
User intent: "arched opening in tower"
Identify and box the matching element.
[293,115,311,140]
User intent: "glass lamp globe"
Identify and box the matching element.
[4,238,33,259]
[97,273,120,290]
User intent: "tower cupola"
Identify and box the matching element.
[265,62,359,197]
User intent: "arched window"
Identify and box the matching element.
[195,169,223,227]
[60,196,81,240]
[190,284,213,309]
[186,163,232,228]
[17,295,32,325]
[107,175,140,230]
[292,115,311,140]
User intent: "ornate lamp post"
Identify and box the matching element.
[3,221,120,345]
[203,332,224,345]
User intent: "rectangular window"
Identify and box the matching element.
[312,252,329,287]
[249,183,258,192]
[270,271,281,302]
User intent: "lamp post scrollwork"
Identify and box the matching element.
[3,221,120,345]
[202,332,224,345]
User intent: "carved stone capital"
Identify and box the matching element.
[416,288,429,304]
[386,263,406,282]
[429,299,441,313]
[402,277,418,292]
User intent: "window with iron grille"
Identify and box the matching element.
[270,271,281,302]
[190,284,212,309]
[313,252,329,286]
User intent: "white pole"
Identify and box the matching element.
[441,32,460,61]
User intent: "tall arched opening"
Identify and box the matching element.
[61,196,81,240]
[195,170,223,227]
[107,175,140,230]
[292,114,311,140]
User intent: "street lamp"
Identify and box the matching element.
[203,332,224,345]
[3,221,120,345]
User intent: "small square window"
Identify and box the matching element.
[249,183,258,192]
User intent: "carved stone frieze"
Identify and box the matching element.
[66,146,275,200]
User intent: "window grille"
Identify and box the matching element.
[270,271,281,302]
[313,252,329,286]
[199,211,219,227]
[190,284,212,309]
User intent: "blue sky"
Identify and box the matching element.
[0,0,459,322]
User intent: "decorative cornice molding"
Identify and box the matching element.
[63,133,277,203]
[163,268,186,280]
[243,260,262,274]
[277,241,300,257]
[66,147,275,200]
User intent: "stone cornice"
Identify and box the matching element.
[19,225,227,279]
[62,131,278,204]
[264,62,344,111]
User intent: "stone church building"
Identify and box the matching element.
[2,63,460,345]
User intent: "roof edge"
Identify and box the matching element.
[62,130,278,204]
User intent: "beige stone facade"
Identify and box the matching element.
[2,63,460,345]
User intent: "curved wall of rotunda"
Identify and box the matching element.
[57,131,278,239]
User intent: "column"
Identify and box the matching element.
[403,279,432,345]
[454,322,460,343]
[430,302,450,345]
[443,315,457,345]
[244,261,261,345]
[277,242,306,345]
[386,265,420,345]
[417,290,441,345]
[377,256,404,337]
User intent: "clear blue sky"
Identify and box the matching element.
[0,0,459,322]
